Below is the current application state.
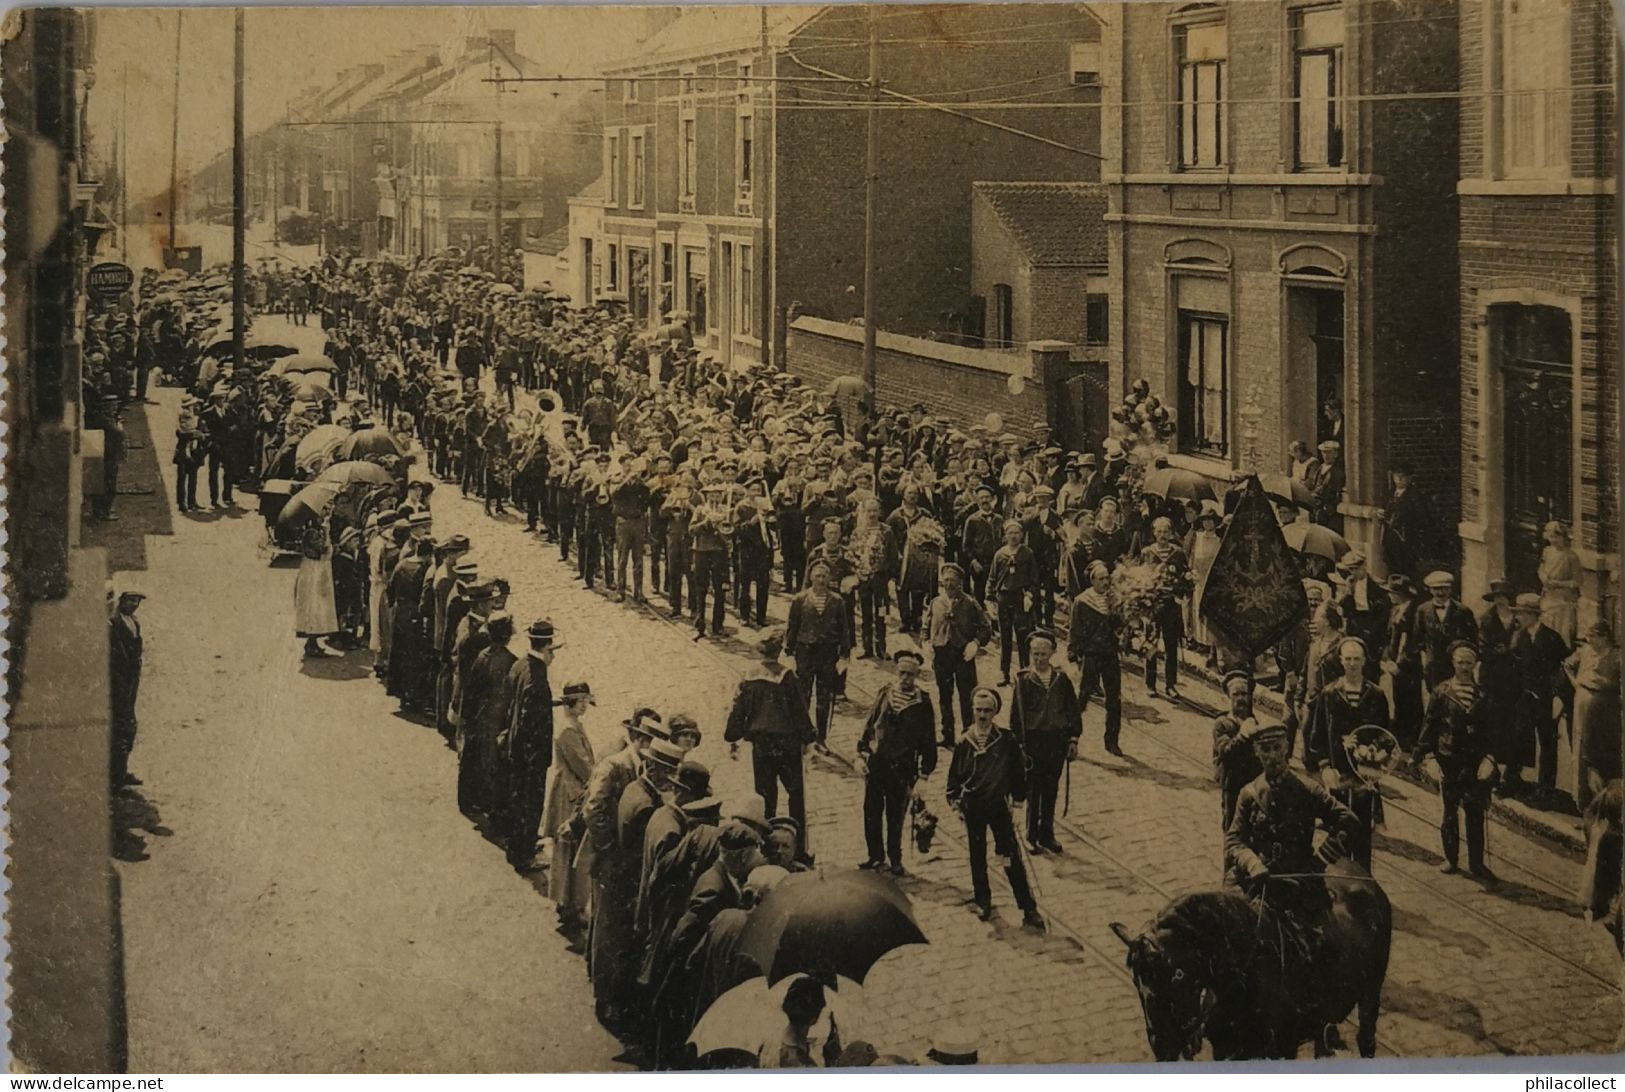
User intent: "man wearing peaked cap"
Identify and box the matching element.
[1011,625,1082,854]
[1411,568,1476,688]
[726,629,816,857]
[857,642,937,874]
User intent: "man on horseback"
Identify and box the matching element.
[1226,723,1362,1038]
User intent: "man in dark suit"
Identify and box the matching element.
[1411,570,1478,689]
[1380,462,1432,582]
[1334,551,1391,680]
[457,610,518,822]
[500,619,560,872]
[109,582,146,789]
[1311,440,1346,533]
[1510,593,1571,795]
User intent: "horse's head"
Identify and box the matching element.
[1111,920,1213,1062]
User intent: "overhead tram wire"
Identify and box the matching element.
[785,4,1471,44]
[786,46,1104,161]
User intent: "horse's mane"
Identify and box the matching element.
[1144,890,1261,975]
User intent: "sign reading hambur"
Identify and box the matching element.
[87,262,134,299]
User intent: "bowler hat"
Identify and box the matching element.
[671,760,712,799]
[527,618,561,647]
[558,681,595,705]
[1482,578,1515,602]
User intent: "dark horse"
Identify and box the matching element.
[1109,861,1392,1060]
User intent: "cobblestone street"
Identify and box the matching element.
[115,317,1622,1070]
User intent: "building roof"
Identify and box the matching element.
[973,182,1109,268]
[570,174,605,202]
[603,6,821,74]
[531,225,569,256]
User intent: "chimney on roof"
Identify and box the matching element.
[488,29,517,56]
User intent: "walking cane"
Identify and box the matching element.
[1009,793,1048,913]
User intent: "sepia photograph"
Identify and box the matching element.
[1,0,1620,1075]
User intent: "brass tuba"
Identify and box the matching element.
[533,388,570,454]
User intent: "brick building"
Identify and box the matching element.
[1104,0,1462,559]
[1454,0,1618,632]
[582,4,1105,369]
[2,8,127,1071]
[970,181,1110,351]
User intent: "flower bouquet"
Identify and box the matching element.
[900,516,946,592]
[1343,724,1401,788]
[1112,560,1163,654]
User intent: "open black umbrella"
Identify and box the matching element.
[337,427,404,461]
[738,870,927,985]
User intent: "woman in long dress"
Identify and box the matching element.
[294,521,340,657]
[1185,505,1223,654]
[1565,623,1621,809]
[1539,520,1582,647]
[366,514,392,652]
[546,684,598,929]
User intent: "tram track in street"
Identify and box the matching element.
[1113,693,1620,996]
[448,373,1615,1057]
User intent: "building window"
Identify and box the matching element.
[738,62,752,98]
[681,119,697,198]
[623,78,638,104]
[1292,6,1344,169]
[1176,19,1227,169]
[737,113,754,194]
[628,246,651,321]
[1501,0,1570,176]
[659,242,675,316]
[1085,293,1110,347]
[1177,311,1229,456]
[630,133,646,207]
[606,134,620,204]
[989,284,1014,348]
[738,244,755,336]
[606,243,620,292]
[1069,41,1101,86]
[684,248,708,332]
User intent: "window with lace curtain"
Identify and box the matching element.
[1500,0,1570,177]
[1177,311,1228,456]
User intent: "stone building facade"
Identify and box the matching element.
[1454,0,1618,628]
[1104,0,1463,562]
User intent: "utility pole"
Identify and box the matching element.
[492,119,504,274]
[862,8,879,422]
[167,10,183,258]
[271,153,280,245]
[119,65,128,263]
[315,151,324,257]
[232,8,246,373]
